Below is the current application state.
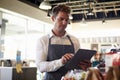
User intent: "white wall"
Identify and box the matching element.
[71,19,120,38]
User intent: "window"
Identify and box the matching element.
[1,11,52,61]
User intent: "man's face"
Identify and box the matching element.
[52,11,70,33]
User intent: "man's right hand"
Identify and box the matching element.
[61,53,74,64]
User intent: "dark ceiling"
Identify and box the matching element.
[19,0,120,22]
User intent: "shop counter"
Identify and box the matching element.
[0,67,37,80]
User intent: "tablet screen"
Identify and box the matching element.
[64,49,97,70]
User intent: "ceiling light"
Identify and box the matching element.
[69,14,73,20]
[102,19,107,24]
[102,13,107,24]
[39,0,51,10]
[80,17,87,26]
[87,9,94,15]
[87,12,94,15]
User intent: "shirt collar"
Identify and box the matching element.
[49,30,69,38]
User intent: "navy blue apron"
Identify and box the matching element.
[44,35,75,80]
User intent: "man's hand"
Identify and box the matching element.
[61,53,74,64]
[78,60,91,71]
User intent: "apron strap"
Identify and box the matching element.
[66,35,75,54]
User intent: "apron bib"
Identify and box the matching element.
[44,35,74,80]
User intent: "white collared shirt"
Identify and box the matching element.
[36,31,80,72]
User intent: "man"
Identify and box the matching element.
[36,4,90,80]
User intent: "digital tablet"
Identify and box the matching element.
[64,49,97,70]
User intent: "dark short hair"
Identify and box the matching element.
[52,4,71,17]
